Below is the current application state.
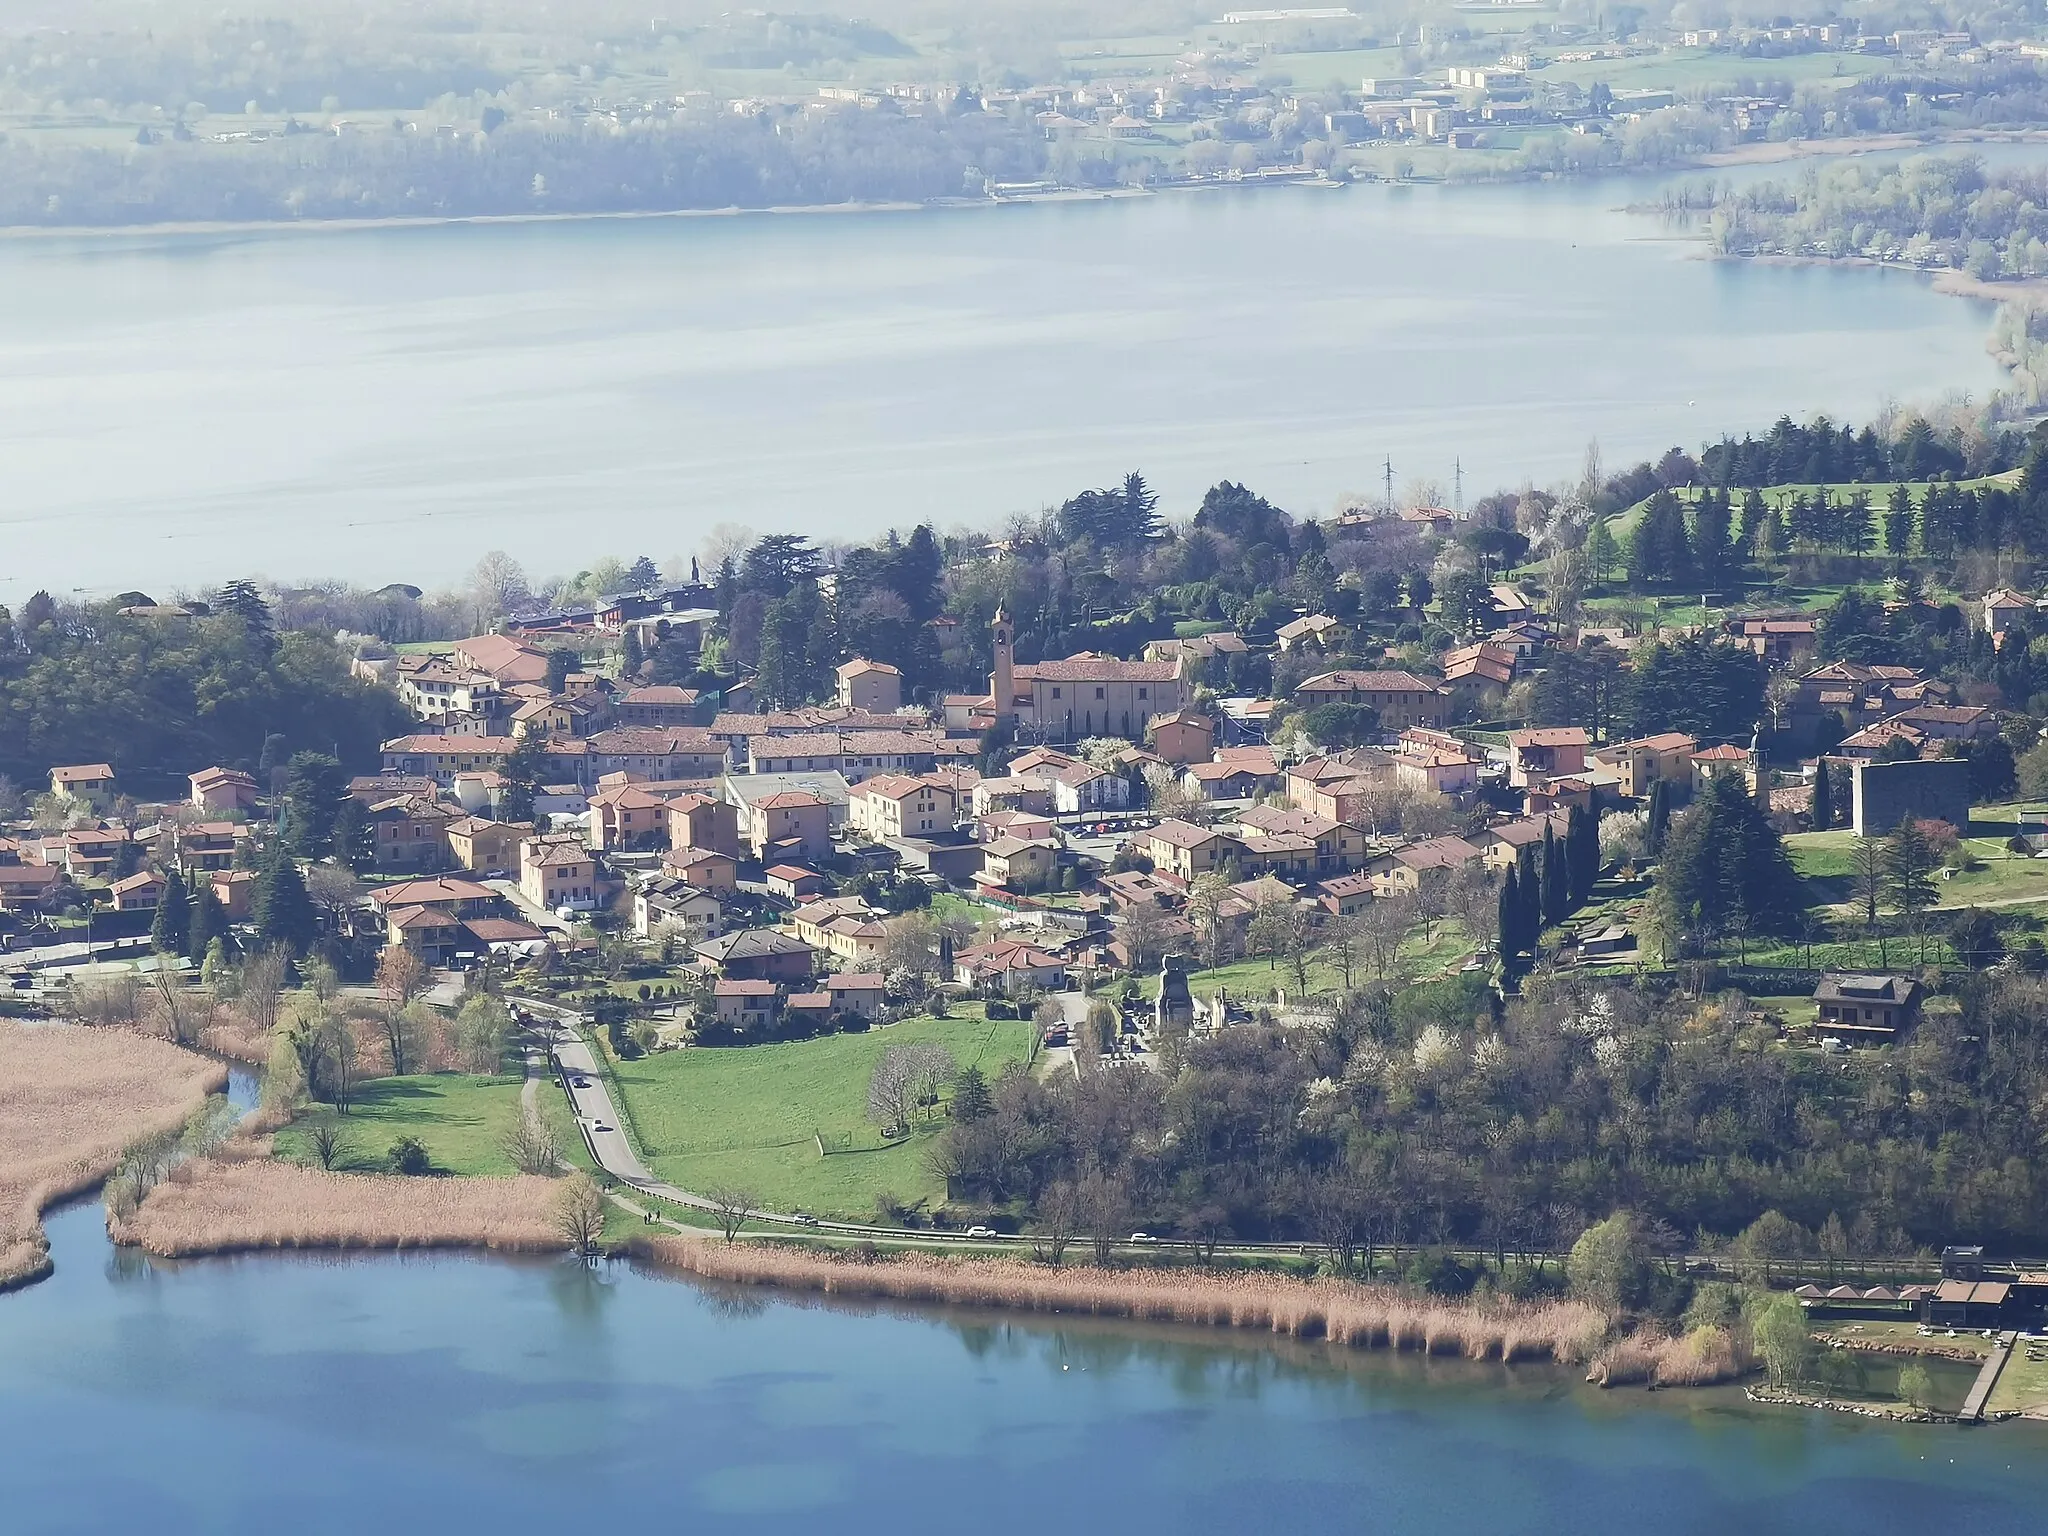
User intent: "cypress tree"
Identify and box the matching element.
[1568,803,1599,903]
[1811,755,1832,830]
[1518,846,1542,942]
[1559,839,1578,923]
[1541,824,1566,928]
[1499,866,1522,958]
[151,867,190,955]
[1646,779,1670,856]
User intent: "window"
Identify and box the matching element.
[1051,687,1062,699]
[1138,688,1148,699]
[1095,687,1105,700]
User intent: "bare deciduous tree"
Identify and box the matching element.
[1036,1179,1081,1266]
[502,1103,564,1175]
[554,1172,608,1257]
[705,1185,755,1244]
[308,1120,350,1171]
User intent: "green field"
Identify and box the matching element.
[1533,50,1888,92]
[607,1010,1038,1219]
[274,1072,590,1177]
[1787,820,2048,914]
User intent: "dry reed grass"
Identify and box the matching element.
[113,1157,563,1258]
[633,1238,1614,1364]
[1588,1325,1750,1387]
[0,1021,226,1288]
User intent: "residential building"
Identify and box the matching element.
[1293,670,1449,729]
[765,864,829,903]
[1725,615,1819,667]
[712,978,780,1032]
[663,845,738,892]
[953,938,1067,993]
[1146,709,1217,765]
[823,971,887,1020]
[1366,835,1482,894]
[977,835,1060,894]
[451,633,552,687]
[1009,748,1132,813]
[1139,819,1226,882]
[1984,587,2033,638]
[50,763,115,801]
[1587,733,1697,799]
[1395,745,1481,797]
[367,794,457,870]
[1275,613,1344,652]
[108,869,166,911]
[176,822,247,872]
[370,875,499,918]
[614,685,702,728]
[667,792,741,857]
[210,869,257,920]
[1441,641,1516,704]
[1313,872,1376,916]
[1469,811,1570,871]
[443,816,529,875]
[634,876,723,942]
[1505,727,1589,788]
[848,774,957,843]
[380,735,518,787]
[740,789,832,864]
[834,658,903,713]
[588,783,670,852]
[1813,973,1922,1043]
[520,838,598,911]
[189,766,260,815]
[1236,805,1365,873]
[694,928,817,982]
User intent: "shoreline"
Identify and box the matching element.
[623,1233,1758,1386]
[0,1022,227,1293]
[7,127,2044,243]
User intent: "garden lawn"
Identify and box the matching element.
[607,1011,1036,1219]
[273,1073,545,1177]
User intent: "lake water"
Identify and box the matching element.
[4,1193,2048,1535]
[0,165,2018,599]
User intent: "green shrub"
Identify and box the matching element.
[387,1135,432,1176]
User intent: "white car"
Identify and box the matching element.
[964,1225,999,1239]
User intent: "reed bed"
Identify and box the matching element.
[113,1158,563,1258]
[0,1021,226,1287]
[633,1238,1614,1365]
[1588,1326,1750,1387]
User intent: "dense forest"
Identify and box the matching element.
[0,587,410,795]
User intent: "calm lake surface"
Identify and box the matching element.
[4,1195,2048,1535]
[0,164,2019,597]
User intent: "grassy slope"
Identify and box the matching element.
[607,1010,1036,1218]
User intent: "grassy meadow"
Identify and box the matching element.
[607,1010,1037,1219]
[275,1073,591,1179]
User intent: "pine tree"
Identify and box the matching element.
[151,866,190,955]
[251,846,317,954]
[621,626,645,679]
[1885,484,1913,557]
[1811,755,1832,830]
[186,883,227,962]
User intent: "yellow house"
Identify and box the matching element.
[521,838,598,911]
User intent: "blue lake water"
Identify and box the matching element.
[4,1193,2047,1535]
[0,160,2022,598]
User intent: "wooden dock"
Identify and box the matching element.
[1959,1331,2016,1422]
